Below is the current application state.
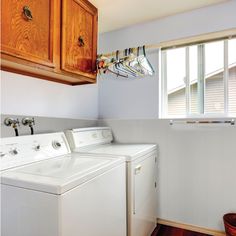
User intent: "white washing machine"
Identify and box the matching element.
[65,127,158,236]
[0,132,126,236]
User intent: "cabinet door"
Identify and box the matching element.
[1,0,55,67]
[61,0,98,79]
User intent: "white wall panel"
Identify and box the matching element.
[99,119,236,231]
[1,71,98,119]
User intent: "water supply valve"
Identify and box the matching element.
[22,117,35,135]
[4,118,20,136]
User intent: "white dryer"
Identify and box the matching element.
[1,132,126,236]
[65,127,158,236]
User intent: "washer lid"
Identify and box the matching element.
[75,144,157,161]
[1,153,124,195]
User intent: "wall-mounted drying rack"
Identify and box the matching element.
[99,29,236,58]
[169,119,235,126]
[97,29,236,79]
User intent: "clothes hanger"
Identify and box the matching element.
[127,47,145,76]
[121,49,139,77]
[115,50,137,77]
[97,46,155,78]
[129,46,145,75]
[137,46,155,76]
[110,50,129,78]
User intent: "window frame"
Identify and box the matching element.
[159,38,232,119]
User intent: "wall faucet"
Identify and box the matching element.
[22,117,35,135]
[4,118,20,136]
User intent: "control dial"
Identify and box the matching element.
[52,141,62,150]
[0,152,6,158]
[102,130,111,138]
[34,144,41,151]
[10,148,18,155]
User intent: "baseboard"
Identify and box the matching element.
[156,218,226,236]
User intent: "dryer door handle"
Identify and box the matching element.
[134,165,142,175]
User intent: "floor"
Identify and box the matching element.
[151,225,211,236]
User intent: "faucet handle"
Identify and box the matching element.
[14,118,20,128]
[4,118,20,127]
[22,117,35,126]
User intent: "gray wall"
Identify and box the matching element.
[1,114,98,138]
[98,119,236,231]
[98,50,159,119]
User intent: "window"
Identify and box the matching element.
[160,38,236,118]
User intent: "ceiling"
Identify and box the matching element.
[89,0,228,33]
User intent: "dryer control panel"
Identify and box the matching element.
[0,133,70,171]
[65,127,113,151]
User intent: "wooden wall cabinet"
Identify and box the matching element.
[0,0,98,85]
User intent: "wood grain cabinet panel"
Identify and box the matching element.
[61,0,98,79]
[1,0,55,67]
[0,0,98,85]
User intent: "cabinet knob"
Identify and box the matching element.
[78,36,85,47]
[23,6,33,21]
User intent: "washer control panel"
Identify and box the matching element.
[0,132,70,171]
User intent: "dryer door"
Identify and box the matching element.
[131,153,157,236]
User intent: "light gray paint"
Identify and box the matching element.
[98,0,236,119]
[1,114,98,138]
[98,50,159,119]
[0,71,98,119]
[98,119,236,231]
